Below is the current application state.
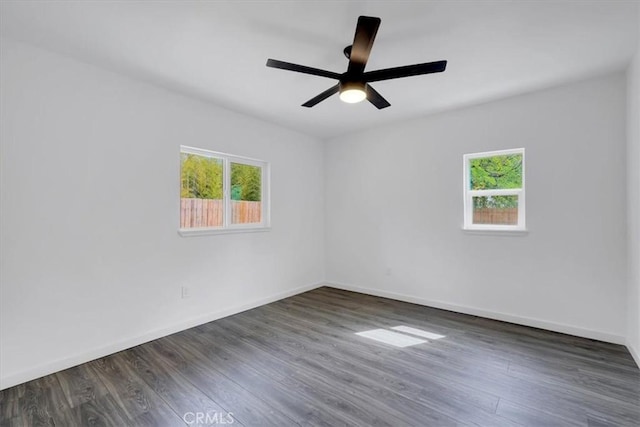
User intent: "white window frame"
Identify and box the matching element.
[179,145,271,236]
[463,148,526,232]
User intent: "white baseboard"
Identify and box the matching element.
[0,281,323,390]
[627,341,640,369]
[325,281,627,345]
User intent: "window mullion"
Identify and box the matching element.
[224,157,231,228]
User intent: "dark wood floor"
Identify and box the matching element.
[1,287,639,426]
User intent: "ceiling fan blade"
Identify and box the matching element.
[266,59,341,80]
[347,16,381,75]
[302,84,340,107]
[366,85,391,109]
[363,60,447,83]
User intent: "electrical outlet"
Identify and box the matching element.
[181,286,190,299]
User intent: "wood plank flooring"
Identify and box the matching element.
[1,287,638,426]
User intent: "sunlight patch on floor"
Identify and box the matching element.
[355,325,446,348]
[391,326,446,340]
[355,329,427,347]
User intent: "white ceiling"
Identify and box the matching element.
[1,1,638,139]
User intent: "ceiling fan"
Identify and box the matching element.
[266,16,447,109]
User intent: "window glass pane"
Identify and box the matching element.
[231,162,262,224]
[180,153,223,228]
[470,154,522,190]
[472,195,518,225]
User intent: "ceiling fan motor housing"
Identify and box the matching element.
[339,80,366,93]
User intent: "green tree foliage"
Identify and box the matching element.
[180,154,262,202]
[231,163,261,201]
[470,154,522,190]
[470,154,522,208]
[180,154,223,199]
[474,195,518,209]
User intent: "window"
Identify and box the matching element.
[179,146,270,236]
[463,148,525,231]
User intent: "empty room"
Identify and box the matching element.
[1,1,639,426]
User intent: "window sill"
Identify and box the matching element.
[178,226,271,237]
[462,227,529,236]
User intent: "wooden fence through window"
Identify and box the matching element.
[473,208,518,225]
[180,198,261,228]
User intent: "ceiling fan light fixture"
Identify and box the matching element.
[339,81,366,103]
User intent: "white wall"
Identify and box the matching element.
[325,73,628,343]
[0,39,325,389]
[627,11,640,367]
